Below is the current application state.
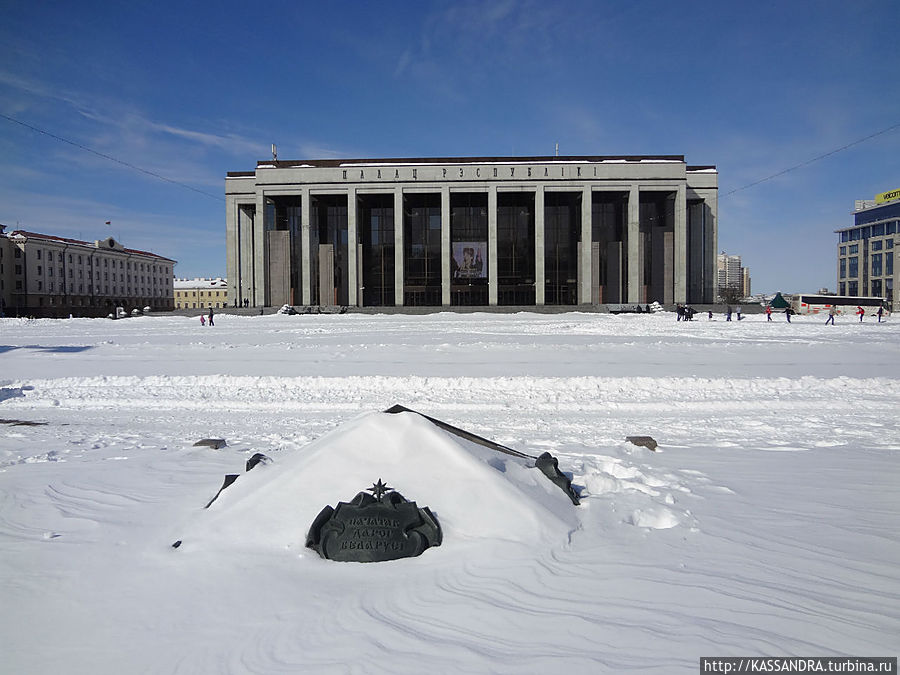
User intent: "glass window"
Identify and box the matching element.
[887,221,897,234]
[887,239,894,248]
[841,231,849,242]
[848,281,858,295]
[848,256,858,278]
[544,192,582,305]
[840,246,846,255]
[849,244,859,254]
[839,258,846,279]
[872,223,885,236]
[403,194,442,305]
[872,253,882,277]
[15,248,21,258]
[871,240,882,251]
[37,249,42,260]
[888,252,894,276]
[497,193,536,305]
[872,279,882,297]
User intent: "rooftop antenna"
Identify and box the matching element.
[555,142,559,157]
[271,143,277,161]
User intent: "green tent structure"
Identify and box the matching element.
[769,292,790,309]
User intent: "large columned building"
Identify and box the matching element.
[225,155,717,309]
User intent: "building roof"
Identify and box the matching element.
[227,154,716,177]
[8,230,176,262]
[174,278,227,290]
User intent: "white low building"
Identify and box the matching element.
[174,277,228,309]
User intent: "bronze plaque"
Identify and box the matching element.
[306,480,442,563]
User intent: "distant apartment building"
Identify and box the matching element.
[836,188,899,309]
[0,226,175,317]
[716,252,750,301]
[174,278,228,309]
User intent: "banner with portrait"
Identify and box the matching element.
[452,242,486,279]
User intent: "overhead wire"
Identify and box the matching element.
[0,111,225,202]
[3,111,898,217]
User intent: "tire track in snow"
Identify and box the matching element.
[6,375,900,413]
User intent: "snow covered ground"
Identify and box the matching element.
[1,310,898,674]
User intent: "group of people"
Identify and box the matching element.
[764,305,794,322]
[675,304,697,321]
[199,307,214,326]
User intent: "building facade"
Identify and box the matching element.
[226,155,718,309]
[836,188,899,309]
[174,278,228,309]
[0,225,12,316]
[0,228,175,317]
[716,252,751,301]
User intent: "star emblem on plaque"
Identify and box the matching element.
[306,479,442,563]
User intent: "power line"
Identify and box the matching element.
[722,121,900,198]
[0,111,225,202]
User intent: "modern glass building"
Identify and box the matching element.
[225,155,718,310]
[836,189,900,309]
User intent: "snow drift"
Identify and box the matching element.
[173,410,580,556]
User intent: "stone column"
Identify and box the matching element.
[254,191,267,306]
[488,185,498,306]
[707,191,718,304]
[535,185,545,305]
[301,188,311,306]
[441,186,451,306]
[674,184,687,303]
[580,185,592,304]
[627,184,641,303]
[347,187,358,307]
[226,197,238,305]
[394,187,404,306]
[239,205,255,306]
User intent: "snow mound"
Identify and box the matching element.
[173,410,579,555]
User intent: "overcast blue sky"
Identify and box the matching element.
[2,0,898,293]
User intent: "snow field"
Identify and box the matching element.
[0,311,898,673]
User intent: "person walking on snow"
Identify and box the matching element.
[825,306,836,325]
[208,307,215,326]
[877,305,884,322]
[785,307,793,323]
[856,305,864,322]
[766,305,772,321]
[200,314,206,326]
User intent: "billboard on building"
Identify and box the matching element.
[875,188,900,204]
[452,242,486,280]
